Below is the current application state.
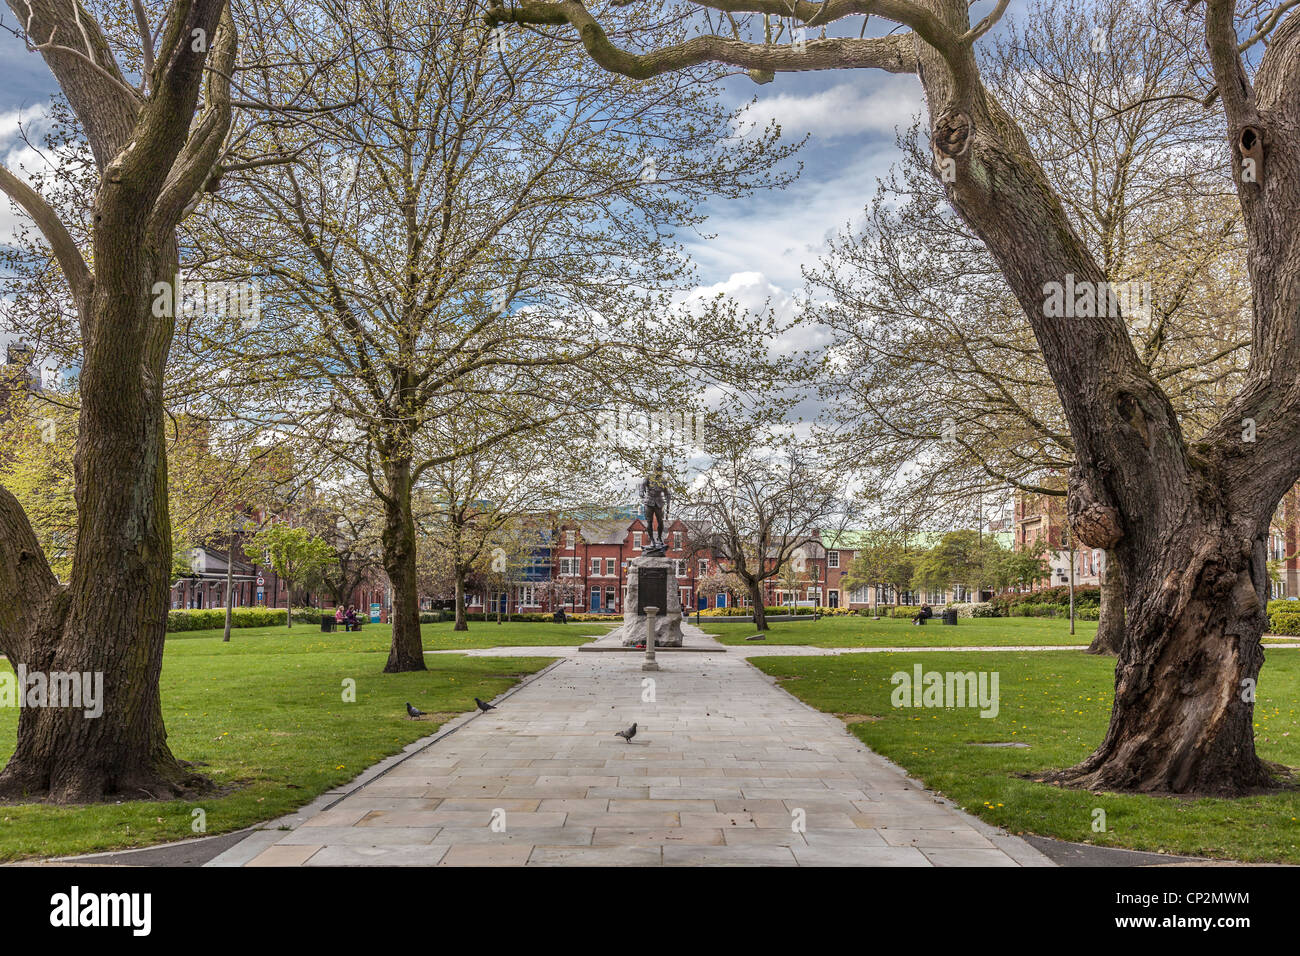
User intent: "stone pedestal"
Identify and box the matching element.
[614,555,684,647]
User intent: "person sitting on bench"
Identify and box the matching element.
[911,604,934,625]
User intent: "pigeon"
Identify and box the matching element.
[475,697,496,712]
[405,702,426,718]
[614,722,637,743]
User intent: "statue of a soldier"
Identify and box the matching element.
[638,459,671,553]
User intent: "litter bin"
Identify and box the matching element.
[942,608,958,625]
[321,614,336,632]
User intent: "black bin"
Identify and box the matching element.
[942,608,958,625]
[321,614,336,632]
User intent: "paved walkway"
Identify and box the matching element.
[210,625,1052,866]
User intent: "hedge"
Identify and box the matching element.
[166,606,322,632]
[993,585,1101,610]
[1269,611,1300,635]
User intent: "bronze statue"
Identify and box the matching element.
[638,460,671,550]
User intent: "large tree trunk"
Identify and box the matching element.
[1051,521,1273,795]
[1088,551,1123,655]
[0,0,233,802]
[0,262,195,802]
[454,567,468,631]
[380,455,425,672]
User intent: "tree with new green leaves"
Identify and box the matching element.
[841,533,918,610]
[249,524,334,627]
[989,548,1052,593]
[911,531,990,598]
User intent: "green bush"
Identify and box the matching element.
[993,585,1101,611]
[168,607,285,631]
[1268,611,1300,635]
[971,602,999,618]
[167,606,326,631]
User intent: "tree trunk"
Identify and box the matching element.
[380,455,425,672]
[1050,515,1275,795]
[0,266,196,802]
[454,567,468,631]
[748,579,768,630]
[1088,552,1124,655]
[223,532,234,643]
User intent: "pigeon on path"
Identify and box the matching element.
[405,702,426,718]
[615,722,637,743]
[475,697,496,712]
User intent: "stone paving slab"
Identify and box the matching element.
[215,625,1054,867]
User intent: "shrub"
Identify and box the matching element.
[1268,611,1300,635]
[971,602,999,618]
[1075,606,1100,621]
[993,585,1101,611]
[167,606,288,631]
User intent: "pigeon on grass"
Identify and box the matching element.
[406,702,426,718]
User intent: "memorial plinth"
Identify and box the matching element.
[613,555,684,647]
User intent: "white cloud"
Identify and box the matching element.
[684,141,893,291]
[735,76,924,142]
[0,104,56,247]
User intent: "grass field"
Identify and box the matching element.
[0,626,558,861]
[700,614,1097,647]
[165,618,615,649]
[749,648,1300,863]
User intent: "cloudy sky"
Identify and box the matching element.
[0,15,928,357]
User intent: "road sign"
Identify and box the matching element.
[256,575,264,586]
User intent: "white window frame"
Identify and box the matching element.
[827,550,839,569]
[606,558,616,576]
[633,532,643,550]
[591,557,601,576]
[565,530,576,550]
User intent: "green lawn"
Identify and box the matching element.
[0,627,557,861]
[749,649,1300,863]
[700,614,1096,647]
[165,619,615,650]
